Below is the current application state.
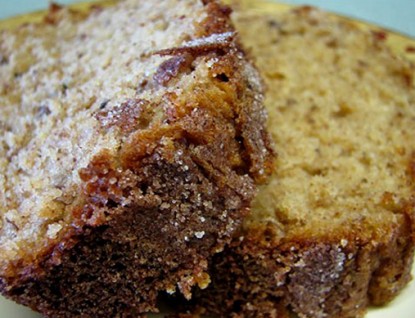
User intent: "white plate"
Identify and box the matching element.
[366,263,415,318]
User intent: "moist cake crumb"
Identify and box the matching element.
[188,5,415,318]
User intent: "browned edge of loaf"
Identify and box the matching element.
[186,200,415,318]
[0,1,274,317]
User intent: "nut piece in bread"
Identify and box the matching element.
[0,0,273,316]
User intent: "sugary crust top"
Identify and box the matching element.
[0,0,272,280]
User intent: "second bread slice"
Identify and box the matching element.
[190,5,415,318]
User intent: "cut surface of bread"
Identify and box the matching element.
[189,5,415,318]
[0,0,273,317]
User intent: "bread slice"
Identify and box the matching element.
[0,1,273,316]
[189,6,415,318]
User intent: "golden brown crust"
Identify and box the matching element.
[188,207,414,318]
[198,0,233,36]
[0,0,273,316]
[2,144,252,317]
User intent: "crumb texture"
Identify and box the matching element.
[191,5,415,318]
[0,0,207,267]
[0,0,272,316]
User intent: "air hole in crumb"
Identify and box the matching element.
[106,199,118,208]
[137,79,150,93]
[23,191,31,199]
[232,300,243,313]
[263,227,275,242]
[36,106,51,117]
[304,166,324,176]
[267,72,286,80]
[0,55,8,65]
[114,262,126,272]
[216,73,229,82]
[49,284,62,298]
[100,99,110,109]
[0,120,10,131]
[61,83,68,94]
[140,183,149,195]
[332,103,353,118]
[78,273,93,282]
[326,39,338,48]
[69,254,78,263]
[267,20,281,29]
